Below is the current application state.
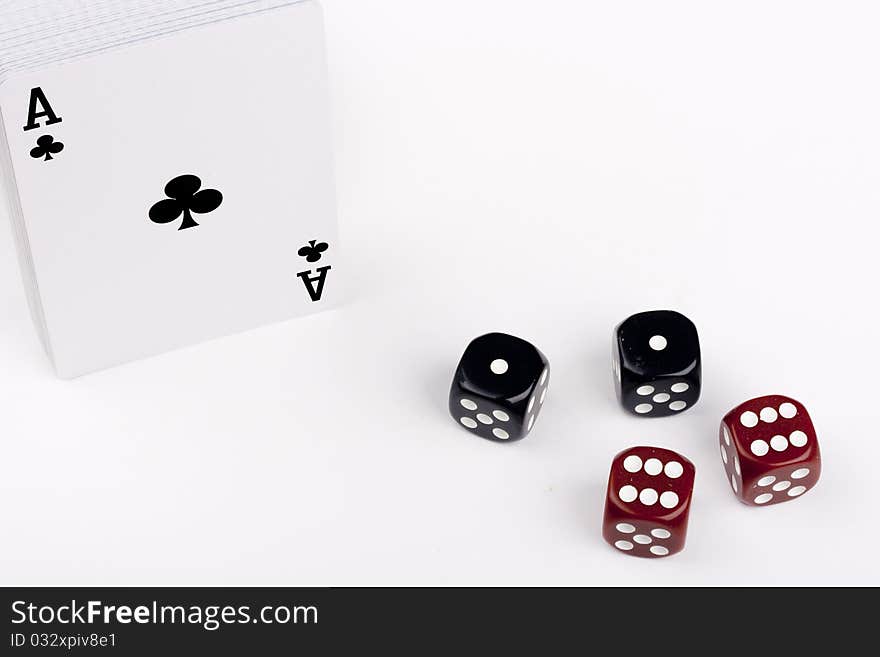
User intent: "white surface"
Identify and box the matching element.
[1,0,878,585]
[2,1,338,377]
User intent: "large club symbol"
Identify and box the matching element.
[149,174,223,230]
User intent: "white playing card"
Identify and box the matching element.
[0,0,341,377]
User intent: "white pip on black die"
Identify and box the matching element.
[450,332,550,442]
[612,310,701,418]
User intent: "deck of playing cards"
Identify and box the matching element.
[0,0,340,378]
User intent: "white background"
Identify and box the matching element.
[2,0,878,586]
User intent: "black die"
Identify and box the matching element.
[612,310,701,418]
[449,333,550,442]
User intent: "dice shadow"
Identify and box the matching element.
[586,347,618,407]
[423,359,455,417]
[575,479,609,542]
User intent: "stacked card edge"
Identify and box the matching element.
[0,102,53,361]
[0,1,311,85]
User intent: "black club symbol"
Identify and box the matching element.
[30,134,64,161]
[149,175,223,230]
[298,240,329,263]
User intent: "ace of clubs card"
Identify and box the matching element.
[0,1,340,377]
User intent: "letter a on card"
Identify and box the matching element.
[298,266,331,302]
[23,87,62,131]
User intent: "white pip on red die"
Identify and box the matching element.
[602,446,696,558]
[720,395,821,507]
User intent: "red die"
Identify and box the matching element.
[720,395,821,507]
[602,446,695,558]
